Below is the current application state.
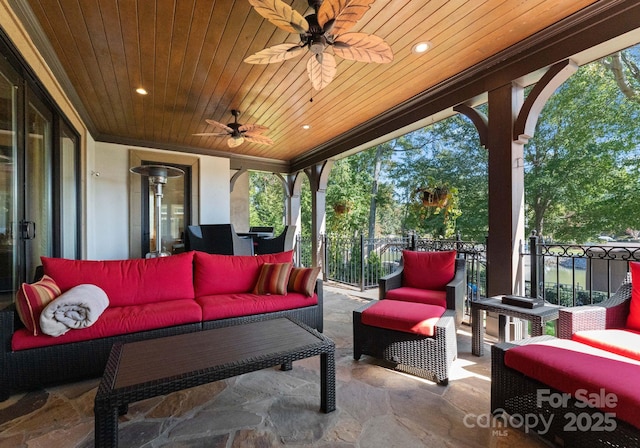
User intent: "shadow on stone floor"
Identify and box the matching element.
[0,286,550,448]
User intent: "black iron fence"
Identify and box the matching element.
[526,233,640,307]
[295,234,486,299]
[295,232,640,309]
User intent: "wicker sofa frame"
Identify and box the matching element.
[491,275,640,447]
[492,337,640,448]
[0,279,323,401]
[352,257,465,385]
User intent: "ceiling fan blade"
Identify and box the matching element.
[318,0,375,36]
[248,0,309,34]
[204,119,233,132]
[244,43,305,64]
[334,33,393,63]
[307,53,337,91]
[239,124,269,134]
[244,134,274,145]
[192,132,230,137]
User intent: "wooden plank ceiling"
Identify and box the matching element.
[25,0,597,166]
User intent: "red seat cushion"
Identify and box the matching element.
[504,338,640,429]
[361,300,445,337]
[627,261,640,331]
[385,286,447,308]
[402,250,456,291]
[194,250,294,296]
[12,299,203,350]
[572,329,640,362]
[41,252,195,306]
[197,292,317,321]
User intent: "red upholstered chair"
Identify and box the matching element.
[353,250,466,385]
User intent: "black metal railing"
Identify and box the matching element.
[296,232,639,309]
[527,232,640,307]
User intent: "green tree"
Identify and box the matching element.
[249,171,285,235]
[526,56,640,242]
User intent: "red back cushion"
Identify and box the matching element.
[194,250,294,296]
[41,252,195,307]
[627,262,640,331]
[402,250,456,290]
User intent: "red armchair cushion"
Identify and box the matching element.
[626,261,640,331]
[194,250,293,296]
[572,329,640,362]
[361,300,445,337]
[402,250,456,291]
[504,338,640,430]
[385,286,447,308]
[41,252,195,307]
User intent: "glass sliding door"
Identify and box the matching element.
[24,95,53,280]
[59,122,79,258]
[0,59,18,298]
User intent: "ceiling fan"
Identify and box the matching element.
[244,0,393,91]
[192,110,273,148]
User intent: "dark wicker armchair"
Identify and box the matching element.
[353,251,466,385]
[558,272,632,339]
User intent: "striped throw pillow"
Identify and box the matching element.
[15,275,62,336]
[252,263,292,295]
[288,267,321,297]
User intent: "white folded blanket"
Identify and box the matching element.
[40,284,109,337]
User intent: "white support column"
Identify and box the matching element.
[305,160,333,270]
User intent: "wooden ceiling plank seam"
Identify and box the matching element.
[99,0,137,137]
[39,0,118,133]
[151,0,177,142]
[160,0,198,143]
[201,4,299,138]
[78,0,129,135]
[26,1,111,131]
[178,0,235,144]
[168,0,217,140]
[137,0,158,140]
[181,0,254,148]
[118,0,145,134]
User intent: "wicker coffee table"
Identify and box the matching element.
[94,317,335,448]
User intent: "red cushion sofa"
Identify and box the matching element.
[491,271,640,447]
[0,250,322,401]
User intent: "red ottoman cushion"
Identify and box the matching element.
[361,300,445,337]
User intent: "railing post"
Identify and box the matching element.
[359,234,365,291]
[529,231,539,299]
[410,233,416,251]
[322,233,328,281]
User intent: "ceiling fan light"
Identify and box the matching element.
[228,136,244,148]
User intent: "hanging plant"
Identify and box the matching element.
[333,202,349,214]
[416,185,451,208]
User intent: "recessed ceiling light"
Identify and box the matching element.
[412,42,432,54]
[136,88,148,95]
[302,124,311,130]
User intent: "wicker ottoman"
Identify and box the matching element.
[353,300,457,385]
